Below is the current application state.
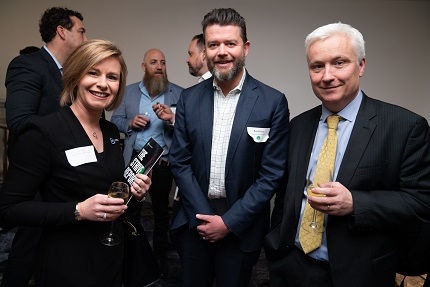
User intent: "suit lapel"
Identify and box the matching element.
[198,81,215,180]
[131,84,142,118]
[337,95,377,186]
[225,75,259,177]
[164,83,173,106]
[292,109,320,216]
[40,48,63,93]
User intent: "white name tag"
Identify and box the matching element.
[65,145,97,167]
[247,127,270,143]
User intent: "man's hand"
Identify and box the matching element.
[308,181,354,216]
[196,214,230,243]
[129,114,150,129]
[153,103,174,124]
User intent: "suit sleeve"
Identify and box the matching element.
[0,125,75,227]
[352,116,430,230]
[111,92,131,134]
[169,91,214,229]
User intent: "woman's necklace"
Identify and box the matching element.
[81,123,100,141]
[70,105,101,141]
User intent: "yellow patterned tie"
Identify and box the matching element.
[299,115,340,254]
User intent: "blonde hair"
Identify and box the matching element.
[60,39,128,111]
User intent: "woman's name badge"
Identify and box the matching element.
[65,145,97,167]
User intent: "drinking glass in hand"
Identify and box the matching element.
[100,181,129,246]
[306,182,325,233]
[303,170,333,233]
[143,112,151,127]
[303,176,324,233]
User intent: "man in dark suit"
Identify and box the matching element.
[169,8,289,287]
[266,22,430,287]
[5,7,87,136]
[3,7,87,287]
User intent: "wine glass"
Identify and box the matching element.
[100,181,129,246]
[307,184,324,232]
[304,169,333,233]
[304,173,321,233]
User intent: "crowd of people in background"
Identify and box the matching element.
[0,5,429,287]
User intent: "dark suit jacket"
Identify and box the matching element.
[111,81,183,165]
[0,107,126,286]
[270,94,430,286]
[169,72,289,252]
[5,47,63,135]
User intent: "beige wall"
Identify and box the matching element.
[1,0,429,121]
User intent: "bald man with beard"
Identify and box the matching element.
[111,48,183,277]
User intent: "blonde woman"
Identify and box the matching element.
[0,39,151,287]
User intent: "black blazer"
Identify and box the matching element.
[5,47,63,135]
[270,94,430,286]
[0,107,126,286]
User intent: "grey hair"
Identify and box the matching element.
[305,22,365,63]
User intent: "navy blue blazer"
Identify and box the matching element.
[111,81,183,165]
[269,94,430,286]
[5,47,63,135]
[169,72,290,252]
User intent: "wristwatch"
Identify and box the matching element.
[74,203,82,221]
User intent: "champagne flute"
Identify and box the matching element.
[304,172,321,232]
[305,169,333,233]
[100,181,129,246]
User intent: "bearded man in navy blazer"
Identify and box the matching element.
[169,8,289,287]
[266,23,430,287]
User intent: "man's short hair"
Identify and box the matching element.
[39,7,83,43]
[192,33,205,51]
[201,8,247,43]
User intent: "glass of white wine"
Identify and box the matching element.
[305,170,333,233]
[100,181,129,246]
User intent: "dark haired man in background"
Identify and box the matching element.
[5,6,87,136]
[187,33,211,82]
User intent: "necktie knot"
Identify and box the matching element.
[327,115,340,130]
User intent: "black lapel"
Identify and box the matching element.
[337,95,377,186]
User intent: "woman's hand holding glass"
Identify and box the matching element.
[76,193,128,222]
[100,182,130,246]
[76,173,151,247]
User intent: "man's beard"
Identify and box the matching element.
[143,73,168,96]
[208,56,245,82]
[188,62,202,77]
[188,65,198,77]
